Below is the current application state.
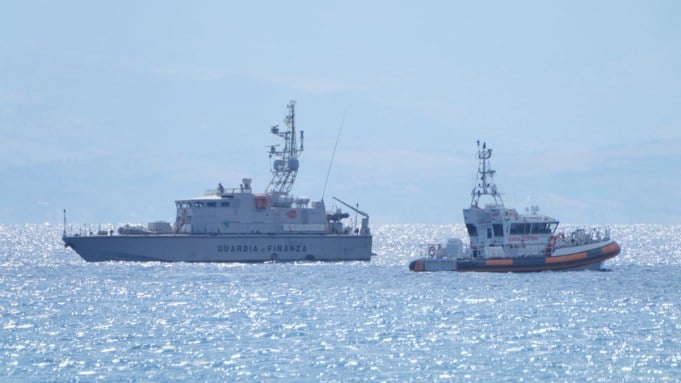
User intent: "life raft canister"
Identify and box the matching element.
[255,195,269,209]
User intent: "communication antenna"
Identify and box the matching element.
[266,101,304,195]
[471,140,504,207]
[321,110,346,201]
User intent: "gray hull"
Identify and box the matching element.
[64,234,373,262]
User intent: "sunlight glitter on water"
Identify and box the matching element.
[0,224,680,381]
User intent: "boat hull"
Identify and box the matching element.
[64,234,373,262]
[409,241,620,272]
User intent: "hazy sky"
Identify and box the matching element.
[1,1,679,225]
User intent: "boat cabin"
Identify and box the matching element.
[174,178,329,235]
[463,205,559,258]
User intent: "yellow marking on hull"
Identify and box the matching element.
[485,258,513,266]
[545,252,587,263]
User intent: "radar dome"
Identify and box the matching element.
[288,158,299,170]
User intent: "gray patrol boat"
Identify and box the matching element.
[63,101,373,262]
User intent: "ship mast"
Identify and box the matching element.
[266,100,304,195]
[471,140,504,207]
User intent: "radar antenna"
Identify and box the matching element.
[266,100,304,195]
[471,140,504,207]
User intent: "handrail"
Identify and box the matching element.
[204,187,250,196]
[557,226,612,246]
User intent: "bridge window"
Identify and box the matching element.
[207,202,216,207]
[192,202,204,208]
[221,202,230,207]
[510,223,531,235]
[530,222,553,234]
[493,224,504,237]
[465,223,478,237]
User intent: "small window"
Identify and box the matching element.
[207,202,216,207]
[221,202,230,207]
[493,224,504,237]
[487,227,493,238]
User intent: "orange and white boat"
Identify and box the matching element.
[409,141,620,272]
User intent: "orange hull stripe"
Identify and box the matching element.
[545,252,587,263]
[601,243,621,255]
[486,259,513,266]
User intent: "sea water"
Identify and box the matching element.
[1,224,679,382]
